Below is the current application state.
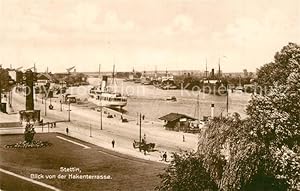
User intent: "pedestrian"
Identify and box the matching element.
[142,115,145,120]
[183,135,185,142]
[66,127,69,135]
[112,139,115,148]
[163,152,167,162]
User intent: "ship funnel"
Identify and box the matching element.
[101,76,108,90]
[211,69,215,78]
[211,104,214,119]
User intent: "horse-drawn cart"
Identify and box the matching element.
[133,140,155,153]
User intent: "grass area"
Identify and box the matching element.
[0,172,53,191]
[0,133,165,191]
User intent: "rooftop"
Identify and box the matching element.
[159,113,196,122]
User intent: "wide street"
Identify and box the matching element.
[9,89,198,162]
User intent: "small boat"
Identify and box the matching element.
[234,86,244,93]
[160,73,178,90]
[142,79,151,85]
[166,96,177,101]
[134,78,141,83]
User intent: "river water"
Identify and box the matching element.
[68,78,251,122]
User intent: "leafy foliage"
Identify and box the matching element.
[156,152,218,191]
[64,73,87,85]
[199,115,289,191]
[0,68,14,105]
[24,123,35,143]
[157,43,300,191]
[257,42,300,88]
[0,68,14,91]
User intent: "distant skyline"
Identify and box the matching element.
[0,0,299,73]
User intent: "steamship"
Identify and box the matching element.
[88,76,127,109]
[201,65,227,96]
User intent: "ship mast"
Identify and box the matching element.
[34,63,36,73]
[112,63,115,85]
[218,58,221,82]
[194,93,200,122]
[98,64,101,78]
[205,58,208,78]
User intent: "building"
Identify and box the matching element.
[8,70,17,81]
[159,113,196,132]
[36,73,53,86]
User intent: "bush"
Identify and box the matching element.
[24,123,35,143]
[156,152,218,191]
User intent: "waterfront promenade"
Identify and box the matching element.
[2,90,198,163]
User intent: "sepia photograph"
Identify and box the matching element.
[0,0,299,190]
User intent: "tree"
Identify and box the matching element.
[256,42,300,88]
[200,116,290,191]
[247,43,300,151]
[244,43,300,190]
[0,68,14,104]
[24,123,36,143]
[156,43,300,191]
[64,73,87,86]
[156,152,218,191]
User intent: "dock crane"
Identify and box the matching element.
[26,64,36,72]
[65,66,75,87]
[66,66,75,74]
[15,66,23,71]
[27,66,35,71]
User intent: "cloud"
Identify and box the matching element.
[210,6,299,56]
[163,14,196,35]
[68,1,100,30]
[102,11,137,33]
[225,17,262,46]
[0,0,299,72]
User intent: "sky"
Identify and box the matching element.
[0,0,299,73]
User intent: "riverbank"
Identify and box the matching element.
[9,89,198,163]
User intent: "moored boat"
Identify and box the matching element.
[88,76,127,109]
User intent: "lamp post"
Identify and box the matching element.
[138,113,142,152]
[0,69,2,105]
[0,74,2,105]
[139,113,142,144]
[100,102,103,130]
[60,82,63,112]
[219,56,229,115]
[44,97,47,116]
[67,99,71,122]
[60,100,62,111]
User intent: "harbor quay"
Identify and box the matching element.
[2,88,199,162]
